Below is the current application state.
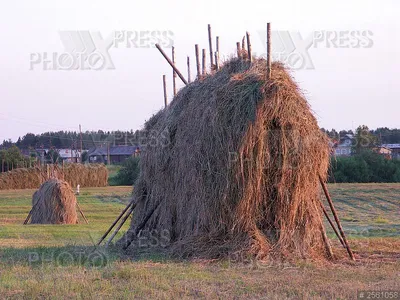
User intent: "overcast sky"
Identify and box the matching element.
[0,0,398,142]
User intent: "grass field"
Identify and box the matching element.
[0,184,399,299]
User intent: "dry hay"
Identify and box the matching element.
[120,57,331,260]
[0,164,108,190]
[30,179,78,224]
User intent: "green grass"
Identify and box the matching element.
[0,184,399,299]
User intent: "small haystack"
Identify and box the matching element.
[30,179,78,224]
[120,57,331,260]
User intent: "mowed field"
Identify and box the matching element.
[0,184,399,299]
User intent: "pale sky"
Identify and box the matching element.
[0,0,399,141]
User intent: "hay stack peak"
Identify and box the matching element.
[30,179,78,224]
[121,57,331,260]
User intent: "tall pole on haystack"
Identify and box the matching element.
[195,44,200,78]
[155,44,188,85]
[163,75,168,107]
[246,31,252,63]
[202,49,206,75]
[208,24,214,69]
[267,23,272,79]
[172,46,177,96]
[187,56,191,83]
[241,36,245,53]
[236,42,241,58]
[216,36,220,70]
[79,124,83,163]
[319,176,355,261]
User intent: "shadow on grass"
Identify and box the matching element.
[0,244,172,269]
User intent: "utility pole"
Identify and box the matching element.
[107,142,110,165]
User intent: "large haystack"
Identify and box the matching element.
[121,58,331,260]
[30,179,78,224]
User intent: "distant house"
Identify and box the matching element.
[58,149,82,163]
[381,144,400,160]
[333,134,354,156]
[373,146,392,159]
[87,145,139,164]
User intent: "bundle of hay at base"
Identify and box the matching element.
[0,164,108,190]
[30,179,78,224]
[120,58,331,260]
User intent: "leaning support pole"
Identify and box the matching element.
[319,176,355,260]
[155,44,188,85]
[76,201,89,224]
[246,31,252,63]
[97,199,135,246]
[163,75,168,107]
[267,23,272,79]
[319,200,345,248]
[106,204,135,246]
[208,24,214,68]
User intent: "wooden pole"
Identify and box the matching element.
[320,200,345,248]
[172,46,177,96]
[195,44,200,78]
[76,201,89,224]
[320,221,333,259]
[319,176,355,260]
[97,199,136,246]
[155,44,188,85]
[187,56,191,83]
[202,49,206,75]
[236,42,241,58]
[246,31,252,63]
[215,52,219,71]
[216,36,220,69]
[241,36,245,52]
[208,24,214,68]
[163,75,168,108]
[123,201,162,250]
[267,23,272,79]
[106,204,135,246]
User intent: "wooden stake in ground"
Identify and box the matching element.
[208,24,214,68]
[97,199,136,246]
[246,31,252,63]
[187,56,191,83]
[155,44,188,85]
[267,23,272,79]
[202,48,206,75]
[172,46,177,96]
[76,201,89,224]
[215,52,219,71]
[195,44,200,78]
[163,75,168,107]
[319,176,355,260]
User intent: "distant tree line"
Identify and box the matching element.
[0,130,143,150]
[2,127,400,151]
[329,150,400,183]
[321,127,400,145]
